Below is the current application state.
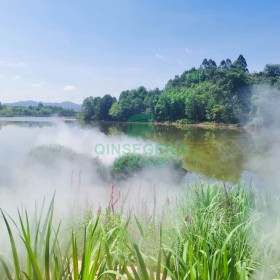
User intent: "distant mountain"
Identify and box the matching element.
[4,100,81,111]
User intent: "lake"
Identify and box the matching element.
[0,117,263,185]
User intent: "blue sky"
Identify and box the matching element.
[0,0,279,103]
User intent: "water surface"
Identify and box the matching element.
[0,118,259,183]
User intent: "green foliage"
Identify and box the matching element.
[264,64,280,77]
[110,87,148,121]
[109,102,121,120]
[80,96,102,121]
[0,104,76,117]
[200,58,217,70]
[2,54,280,124]
[100,94,117,121]
[128,113,153,122]
[80,97,95,121]
[111,153,183,180]
[219,59,232,71]
[79,54,280,125]
[26,145,185,183]
[1,183,276,279]
[232,54,248,73]
[172,184,255,279]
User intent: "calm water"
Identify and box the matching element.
[96,122,256,183]
[0,117,259,183]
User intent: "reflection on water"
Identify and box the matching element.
[0,117,76,129]
[96,122,255,183]
[0,118,258,183]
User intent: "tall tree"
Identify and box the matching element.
[144,88,161,117]
[100,94,116,120]
[81,97,95,121]
[264,64,280,77]
[219,60,227,70]
[201,59,217,70]
[92,97,102,120]
[208,59,217,69]
[233,55,248,72]
[80,96,102,121]
[225,59,232,69]
[201,59,209,69]
[219,59,232,71]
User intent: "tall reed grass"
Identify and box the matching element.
[0,183,276,279]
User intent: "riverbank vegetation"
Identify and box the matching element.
[0,103,77,117]
[0,183,278,279]
[26,145,185,182]
[80,56,280,125]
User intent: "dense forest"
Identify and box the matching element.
[0,102,77,117]
[80,55,280,124]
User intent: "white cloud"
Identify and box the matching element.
[63,85,76,91]
[31,82,46,87]
[155,54,165,60]
[14,75,21,79]
[0,60,26,68]
[185,48,192,54]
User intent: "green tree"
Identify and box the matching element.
[115,87,147,120]
[264,64,280,77]
[201,59,209,69]
[219,59,232,71]
[144,88,161,118]
[154,94,170,121]
[92,97,102,120]
[185,92,206,122]
[100,94,116,120]
[233,54,248,72]
[109,102,121,120]
[78,54,280,125]
[80,97,95,121]
[80,96,101,121]
[201,59,217,70]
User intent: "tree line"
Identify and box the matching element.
[0,103,77,117]
[80,55,280,124]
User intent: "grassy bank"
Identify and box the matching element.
[0,183,278,279]
[85,120,242,130]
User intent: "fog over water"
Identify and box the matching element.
[0,118,193,219]
[1,101,280,276]
[0,111,276,219]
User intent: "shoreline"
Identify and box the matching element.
[0,116,243,130]
[94,120,243,130]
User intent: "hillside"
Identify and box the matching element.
[4,101,81,111]
[80,55,280,125]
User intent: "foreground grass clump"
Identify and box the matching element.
[26,145,185,183]
[171,184,255,280]
[0,183,271,279]
[111,153,185,180]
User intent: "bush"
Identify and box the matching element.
[111,153,184,180]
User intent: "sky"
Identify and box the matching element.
[0,0,279,103]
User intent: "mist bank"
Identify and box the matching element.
[0,119,203,220]
[1,86,280,278]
